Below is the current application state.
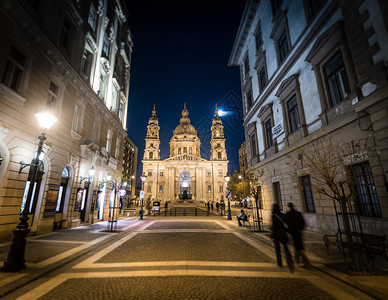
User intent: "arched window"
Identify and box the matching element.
[189,147,192,154]
[183,147,187,153]
[149,152,153,159]
[56,167,70,213]
[178,147,181,154]
[218,152,222,159]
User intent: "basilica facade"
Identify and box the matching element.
[142,104,228,203]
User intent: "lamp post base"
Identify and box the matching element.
[2,226,30,272]
[138,209,143,220]
[227,209,232,220]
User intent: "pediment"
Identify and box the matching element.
[164,154,207,162]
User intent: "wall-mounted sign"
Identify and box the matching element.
[43,184,60,218]
[272,123,284,138]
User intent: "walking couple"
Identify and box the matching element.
[270,202,311,273]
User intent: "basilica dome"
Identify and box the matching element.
[173,103,197,136]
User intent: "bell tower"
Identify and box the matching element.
[210,104,227,161]
[144,104,160,160]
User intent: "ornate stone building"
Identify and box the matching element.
[0,0,133,242]
[229,0,388,233]
[142,104,229,203]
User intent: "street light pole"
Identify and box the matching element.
[225,173,231,220]
[2,110,56,272]
[139,174,147,220]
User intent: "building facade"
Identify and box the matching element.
[142,105,229,203]
[229,0,388,233]
[238,141,248,175]
[0,0,133,242]
[122,136,138,199]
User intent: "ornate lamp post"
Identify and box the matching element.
[224,173,232,220]
[3,109,57,272]
[139,174,147,220]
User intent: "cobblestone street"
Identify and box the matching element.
[0,210,387,299]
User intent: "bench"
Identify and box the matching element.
[242,215,251,227]
[323,230,387,264]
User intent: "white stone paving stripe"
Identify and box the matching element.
[72,221,155,269]
[73,260,275,269]
[140,229,227,233]
[28,234,113,269]
[28,240,84,244]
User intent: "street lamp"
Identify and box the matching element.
[139,174,147,220]
[80,167,95,184]
[3,109,57,272]
[225,173,231,220]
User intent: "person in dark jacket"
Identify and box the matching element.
[271,203,294,272]
[286,202,311,268]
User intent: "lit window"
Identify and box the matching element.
[106,129,112,153]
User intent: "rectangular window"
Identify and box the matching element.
[81,50,93,77]
[219,186,223,193]
[159,186,163,193]
[251,134,257,157]
[71,104,80,132]
[115,139,120,159]
[2,46,26,91]
[246,89,253,110]
[60,20,72,52]
[106,129,112,153]
[207,172,211,177]
[301,176,315,213]
[219,172,223,177]
[119,100,124,121]
[88,4,97,32]
[244,56,250,78]
[148,171,152,176]
[278,30,289,62]
[351,162,382,217]
[287,95,300,133]
[103,33,110,56]
[265,119,273,148]
[324,51,351,107]
[255,26,262,50]
[47,81,59,109]
[273,182,283,211]
[259,66,267,91]
[160,172,163,176]
[208,185,211,193]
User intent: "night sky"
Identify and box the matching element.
[125,0,246,184]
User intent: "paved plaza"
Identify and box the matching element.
[0,207,387,299]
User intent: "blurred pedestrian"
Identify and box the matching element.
[216,201,220,212]
[211,202,214,212]
[286,202,311,268]
[270,203,294,272]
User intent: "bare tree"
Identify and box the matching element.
[286,133,376,270]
